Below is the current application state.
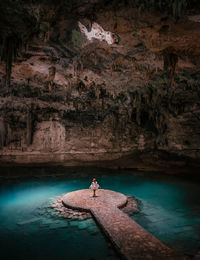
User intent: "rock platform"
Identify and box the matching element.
[62,189,186,260]
[51,192,138,220]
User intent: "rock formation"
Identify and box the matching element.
[0,0,199,172]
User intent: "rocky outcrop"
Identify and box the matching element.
[0,0,199,171]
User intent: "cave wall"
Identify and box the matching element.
[0,0,200,170]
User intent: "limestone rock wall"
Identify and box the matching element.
[0,1,199,170]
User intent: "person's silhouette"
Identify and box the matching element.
[89,178,100,197]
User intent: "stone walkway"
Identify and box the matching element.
[62,189,186,260]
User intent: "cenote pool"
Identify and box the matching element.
[0,167,200,259]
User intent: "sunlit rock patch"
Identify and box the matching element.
[78,21,115,44]
[188,14,200,23]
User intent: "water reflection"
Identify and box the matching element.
[0,168,200,259]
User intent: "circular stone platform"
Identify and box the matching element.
[62,189,128,211]
[61,189,182,260]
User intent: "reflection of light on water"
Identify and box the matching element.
[0,178,114,260]
[0,172,200,258]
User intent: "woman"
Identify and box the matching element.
[89,178,100,197]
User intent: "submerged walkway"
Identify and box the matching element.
[62,189,185,260]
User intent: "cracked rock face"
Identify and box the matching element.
[0,0,200,171]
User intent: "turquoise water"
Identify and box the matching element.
[0,168,200,259]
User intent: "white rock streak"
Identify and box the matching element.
[78,21,114,44]
[188,15,200,23]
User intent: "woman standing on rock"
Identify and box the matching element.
[89,178,100,197]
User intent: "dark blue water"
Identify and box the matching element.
[0,168,200,259]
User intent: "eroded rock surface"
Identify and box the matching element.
[0,0,199,171]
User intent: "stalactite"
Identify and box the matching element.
[128,0,188,19]
[5,43,12,88]
[172,0,187,21]
[135,93,142,126]
[163,47,178,89]
[26,111,33,146]
[0,119,7,148]
[0,36,23,88]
